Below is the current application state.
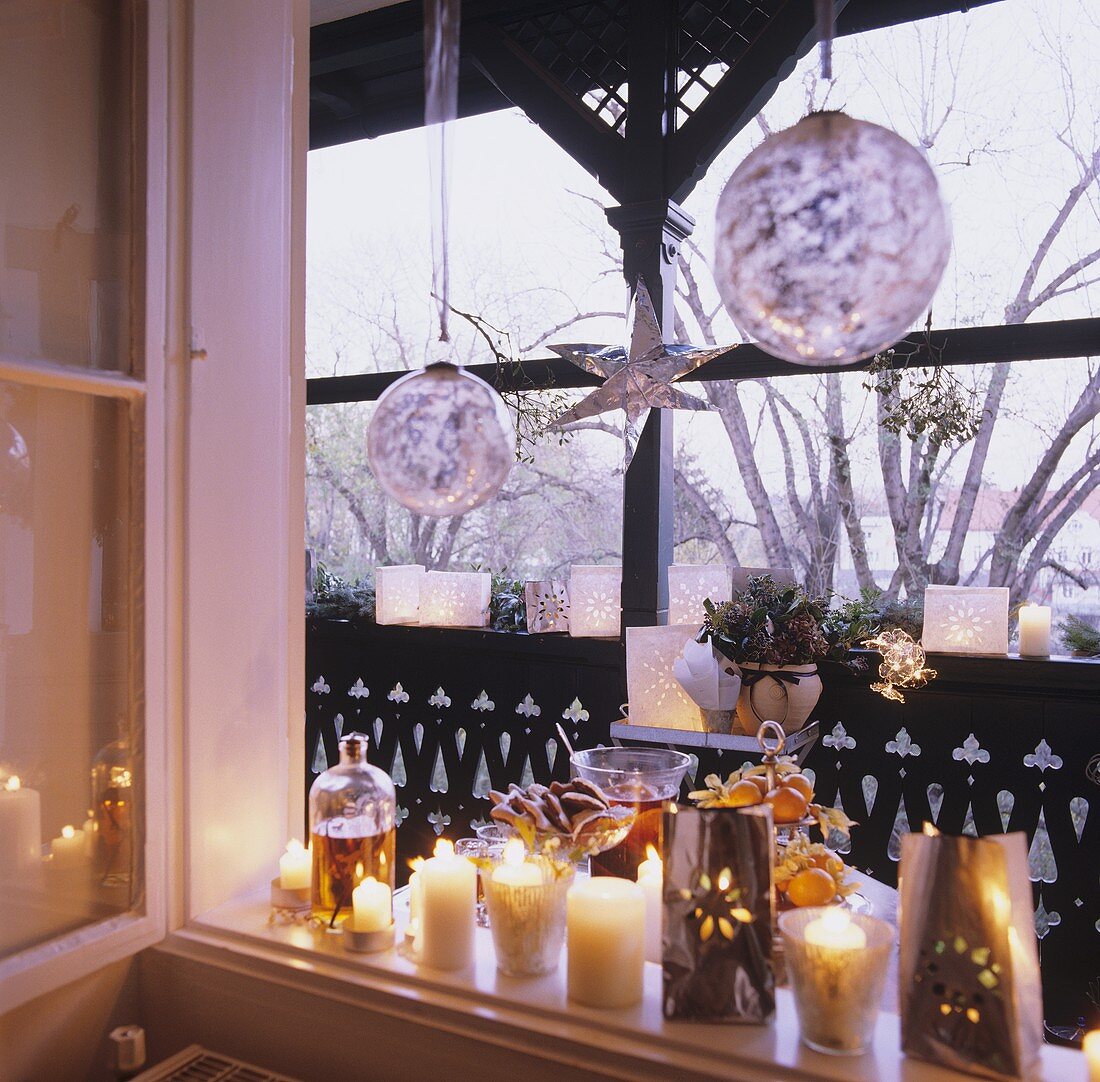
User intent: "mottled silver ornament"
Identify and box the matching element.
[714,111,951,366]
[367,362,513,516]
[547,278,728,467]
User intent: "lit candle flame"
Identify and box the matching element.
[355,861,364,879]
[285,838,304,854]
[61,825,75,839]
[408,856,424,872]
[5,776,20,792]
[819,907,852,935]
[645,844,659,862]
[502,838,526,867]
[433,838,455,859]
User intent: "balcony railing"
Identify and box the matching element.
[306,616,1099,1031]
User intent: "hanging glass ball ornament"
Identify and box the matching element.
[713,111,951,366]
[367,362,514,516]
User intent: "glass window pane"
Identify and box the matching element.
[0,3,134,371]
[674,358,1100,633]
[0,381,138,958]
[308,398,623,584]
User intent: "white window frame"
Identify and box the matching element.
[0,2,171,1013]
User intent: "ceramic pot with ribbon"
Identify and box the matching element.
[734,662,821,735]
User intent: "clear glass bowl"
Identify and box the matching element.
[570,747,691,878]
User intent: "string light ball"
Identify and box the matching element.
[367,362,514,517]
[714,111,952,366]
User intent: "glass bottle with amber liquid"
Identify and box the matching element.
[309,732,396,928]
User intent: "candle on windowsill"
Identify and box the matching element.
[50,824,85,868]
[567,877,645,1008]
[0,776,41,875]
[1017,603,1052,657]
[779,907,893,1056]
[637,844,663,964]
[418,839,476,970]
[351,874,392,932]
[1083,1030,1100,1081]
[278,838,311,890]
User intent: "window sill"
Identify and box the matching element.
[167,889,1082,1082]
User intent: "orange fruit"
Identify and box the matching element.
[725,779,765,807]
[781,773,814,801]
[764,786,809,824]
[743,774,770,797]
[787,867,837,907]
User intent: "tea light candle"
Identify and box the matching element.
[418,839,476,970]
[1017,603,1051,657]
[351,875,392,932]
[804,906,867,950]
[50,824,85,868]
[567,877,645,1007]
[780,907,892,1056]
[278,838,311,890]
[0,776,41,874]
[637,844,663,964]
[1084,1029,1100,1081]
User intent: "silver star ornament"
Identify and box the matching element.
[547,278,728,467]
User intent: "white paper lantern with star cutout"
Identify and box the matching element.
[375,564,427,625]
[922,585,1009,655]
[714,111,951,366]
[568,565,621,638]
[668,564,731,626]
[625,625,705,732]
[419,570,491,628]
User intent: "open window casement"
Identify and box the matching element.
[0,0,306,1012]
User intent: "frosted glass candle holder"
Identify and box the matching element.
[922,585,1009,655]
[780,908,894,1056]
[419,571,491,628]
[375,564,426,625]
[484,854,574,977]
[625,624,705,731]
[667,564,731,626]
[568,565,621,637]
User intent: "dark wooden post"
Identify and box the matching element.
[607,0,689,631]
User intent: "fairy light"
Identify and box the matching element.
[862,628,938,702]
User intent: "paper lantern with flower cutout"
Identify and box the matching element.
[419,570,490,628]
[524,579,570,634]
[922,586,1009,655]
[568,565,621,638]
[668,564,731,626]
[899,827,1041,1078]
[375,565,427,625]
[625,625,705,732]
[662,804,775,1022]
[714,112,951,366]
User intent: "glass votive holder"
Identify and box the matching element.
[778,907,894,1056]
[483,843,574,977]
[454,838,492,928]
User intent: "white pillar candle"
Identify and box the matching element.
[418,839,477,970]
[278,838,311,890]
[637,845,663,964]
[567,877,646,1007]
[1084,1030,1100,1082]
[0,777,41,874]
[352,875,392,932]
[804,907,867,950]
[50,824,85,868]
[1017,603,1051,657]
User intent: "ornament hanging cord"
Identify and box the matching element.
[814,0,835,80]
[424,0,460,342]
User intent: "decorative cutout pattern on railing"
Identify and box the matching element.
[306,620,1099,1027]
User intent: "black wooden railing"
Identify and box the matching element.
[306,617,1100,1030]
